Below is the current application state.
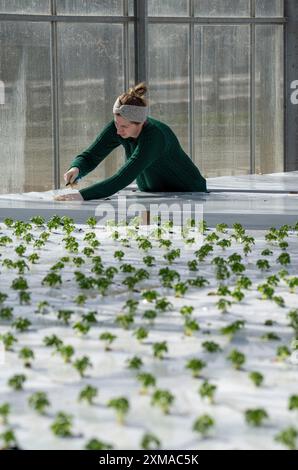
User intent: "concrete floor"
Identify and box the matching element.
[0,171,298,228]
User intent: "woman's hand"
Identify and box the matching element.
[64,167,79,186]
[54,192,84,202]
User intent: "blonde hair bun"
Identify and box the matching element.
[129,82,148,98]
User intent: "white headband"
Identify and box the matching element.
[113,97,148,123]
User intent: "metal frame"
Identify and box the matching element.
[147,17,285,24]
[123,0,130,91]
[284,0,298,171]
[0,14,285,24]
[50,0,60,188]
[134,0,148,84]
[0,0,287,186]
[189,0,195,163]
[250,0,256,174]
[0,14,134,22]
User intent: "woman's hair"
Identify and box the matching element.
[118,82,148,108]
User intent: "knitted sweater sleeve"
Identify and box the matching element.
[68,121,121,178]
[79,127,162,201]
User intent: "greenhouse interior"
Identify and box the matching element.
[0,0,298,453]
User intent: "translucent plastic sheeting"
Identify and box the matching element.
[0,0,50,14]
[0,21,53,193]
[56,0,123,16]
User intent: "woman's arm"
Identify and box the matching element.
[79,128,162,200]
[68,121,121,178]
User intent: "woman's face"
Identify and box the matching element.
[114,114,143,139]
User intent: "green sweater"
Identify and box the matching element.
[69,117,207,201]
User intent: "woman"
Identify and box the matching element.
[55,83,207,201]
